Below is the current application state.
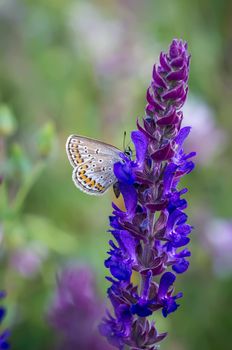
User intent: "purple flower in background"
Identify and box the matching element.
[48,265,113,350]
[0,291,10,349]
[182,95,226,165]
[100,39,195,349]
[10,243,48,279]
[203,218,232,276]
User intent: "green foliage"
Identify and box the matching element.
[0,105,17,137]
[0,0,232,349]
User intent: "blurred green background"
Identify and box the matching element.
[0,0,232,349]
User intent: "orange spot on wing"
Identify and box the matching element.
[81,174,88,181]
[96,183,105,191]
[70,146,84,164]
[89,180,96,187]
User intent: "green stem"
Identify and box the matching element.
[12,160,45,214]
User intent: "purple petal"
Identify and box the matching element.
[158,272,176,298]
[141,270,152,300]
[161,295,182,318]
[171,235,190,248]
[109,215,122,230]
[177,161,195,176]
[163,163,178,194]
[172,259,189,273]
[175,224,192,235]
[183,151,197,160]
[166,209,187,233]
[114,161,134,185]
[131,302,152,317]
[131,130,148,166]
[112,230,137,262]
[174,126,191,149]
[105,257,132,281]
[119,182,137,217]
[175,249,191,258]
[116,304,132,323]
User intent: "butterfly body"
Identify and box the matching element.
[66,135,122,195]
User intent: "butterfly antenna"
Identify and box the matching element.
[126,137,132,152]
[123,131,127,152]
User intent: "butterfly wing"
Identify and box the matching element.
[66,135,122,195]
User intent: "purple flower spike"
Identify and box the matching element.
[101,39,195,349]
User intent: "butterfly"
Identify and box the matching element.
[66,135,127,195]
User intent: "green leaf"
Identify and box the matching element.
[23,214,78,255]
[36,121,56,157]
[0,104,17,137]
